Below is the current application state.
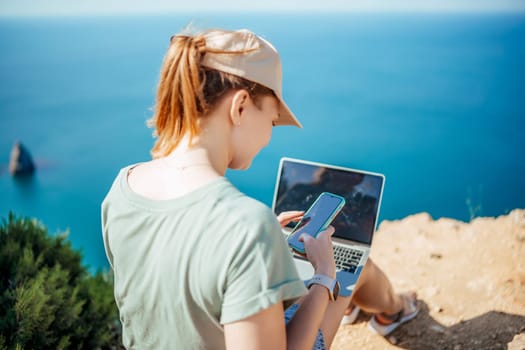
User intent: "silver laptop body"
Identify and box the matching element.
[272,157,385,297]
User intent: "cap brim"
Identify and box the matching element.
[275,98,302,128]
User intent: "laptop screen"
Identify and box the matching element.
[272,158,385,245]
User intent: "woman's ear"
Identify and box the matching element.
[229,90,250,126]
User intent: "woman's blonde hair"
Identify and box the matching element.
[147,32,275,159]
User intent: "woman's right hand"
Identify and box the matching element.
[276,211,304,228]
[299,226,337,279]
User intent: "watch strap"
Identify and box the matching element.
[307,274,338,301]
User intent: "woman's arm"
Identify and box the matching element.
[224,224,337,350]
[285,227,336,349]
[224,302,286,350]
[224,285,330,350]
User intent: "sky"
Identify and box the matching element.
[1,0,525,17]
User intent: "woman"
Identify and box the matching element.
[101,28,351,349]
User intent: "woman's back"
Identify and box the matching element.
[101,165,304,349]
[101,28,346,350]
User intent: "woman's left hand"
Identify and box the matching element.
[276,211,304,228]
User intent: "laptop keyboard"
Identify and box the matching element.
[333,245,363,274]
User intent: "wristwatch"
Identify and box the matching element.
[307,274,340,301]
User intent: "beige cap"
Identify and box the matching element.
[200,29,302,128]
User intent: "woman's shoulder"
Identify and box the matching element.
[214,184,282,240]
[218,183,275,219]
[102,163,139,201]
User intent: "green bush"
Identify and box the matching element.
[0,213,121,350]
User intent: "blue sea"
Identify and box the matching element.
[1,13,524,271]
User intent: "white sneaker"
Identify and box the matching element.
[340,305,360,325]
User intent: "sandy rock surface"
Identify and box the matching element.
[332,209,525,350]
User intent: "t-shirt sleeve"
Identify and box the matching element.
[100,169,124,270]
[220,206,307,324]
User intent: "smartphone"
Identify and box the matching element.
[286,192,346,254]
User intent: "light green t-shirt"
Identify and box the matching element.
[101,165,307,349]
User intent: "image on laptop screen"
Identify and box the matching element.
[274,159,384,245]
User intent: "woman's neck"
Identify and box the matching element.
[162,104,235,176]
[162,136,229,176]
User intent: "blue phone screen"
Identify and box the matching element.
[288,192,344,252]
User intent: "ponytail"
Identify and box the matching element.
[148,31,275,159]
[148,35,206,158]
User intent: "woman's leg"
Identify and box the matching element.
[289,294,351,349]
[318,295,351,348]
[350,258,404,315]
[320,258,408,346]
[314,258,407,347]
[291,258,416,348]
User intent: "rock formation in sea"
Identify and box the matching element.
[9,141,36,176]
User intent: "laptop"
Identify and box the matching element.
[272,157,385,297]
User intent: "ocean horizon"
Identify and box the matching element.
[1,13,524,270]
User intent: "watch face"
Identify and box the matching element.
[308,275,340,301]
[333,281,340,301]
